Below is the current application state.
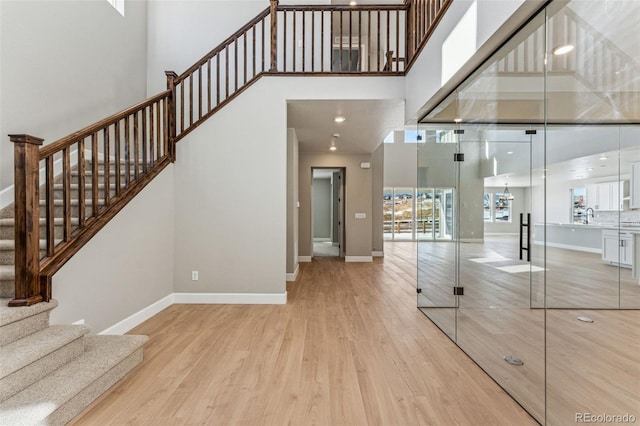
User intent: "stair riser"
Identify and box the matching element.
[0,280,14,299]
[0,249,47,266]
[0,338,85,403]
[47,347,144,426]
[38,204,105,219]
[0,310,51,347]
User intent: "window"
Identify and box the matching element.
[106,0,125,16]
[385,187,454,241]
[484,193,513,222]
[483,193,492,222]
[494,193,512,222]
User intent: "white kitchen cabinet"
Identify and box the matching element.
[631,162,640,209]
[602,229,633,267]
[587,181,623,211]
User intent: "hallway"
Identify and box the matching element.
[71,243,535,425]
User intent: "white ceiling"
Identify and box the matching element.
[287,99,405,153]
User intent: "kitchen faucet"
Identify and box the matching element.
[585,207,594,224]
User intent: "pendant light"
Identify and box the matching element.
[504,183,514,200]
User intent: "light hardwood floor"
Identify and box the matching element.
[418,236,640,425]
[70,243,536,426]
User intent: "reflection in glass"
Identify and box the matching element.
[416,0,639,424]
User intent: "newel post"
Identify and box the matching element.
[165,71,178,162]
[269,0,279,72]
[9,134,45,307]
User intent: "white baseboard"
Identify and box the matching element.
[298,256,312,262]
[314,238,331,242]
[99,293,174,335]
[460,238,484,243]
[533,240,602,254]
[286,264,299,282]
[98,291,288,335]
[345,256,373,262]
[173,292,287,305]
[372,251,384,257]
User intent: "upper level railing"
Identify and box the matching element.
[7,0,452,306]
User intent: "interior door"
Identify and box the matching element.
[416,127,458,340]
[337,169,345,258]
[455,125,546,423]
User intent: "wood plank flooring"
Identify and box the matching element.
[70,243,536,426]
[417,236,640,425]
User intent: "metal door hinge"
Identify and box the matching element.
[417,288,422,294]
[454,153,465,162]
[454,129,464,134]
[453,287,464,296]
[525,130,537,135]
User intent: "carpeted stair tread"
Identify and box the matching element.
[0,298,58,328]
[0,334,148,425]
[0,324,89,379]
[0,217,80,226]
[0,239,63,251]
[0,299,59,347]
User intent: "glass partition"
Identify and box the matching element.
[417,1,639,424]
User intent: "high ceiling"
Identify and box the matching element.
[287,99,404,153]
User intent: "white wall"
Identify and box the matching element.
[384,131,417,187]
[51,166,175,334]
[286,128,299,276]
[173,75,402,294]
[146,0,267,96]
[173,81,286,295]
[0,0,148,199]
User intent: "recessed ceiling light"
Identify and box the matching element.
[349,1,357,5]
[332,133,340,138]
[454,118,462,123]
[334,116,346,123]
[552,44,574,56]
[330,146,337,151]
[506,151,513,155]
[586,168,594,171]
[599,155,608,160]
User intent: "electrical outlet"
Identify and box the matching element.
[192,271,199,281]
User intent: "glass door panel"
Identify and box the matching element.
[417,125,458,339]
[455,125,545,423]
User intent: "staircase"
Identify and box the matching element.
[0,161,148,425]
[0,2,454,423]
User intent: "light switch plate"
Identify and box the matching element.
[355,213,366,219]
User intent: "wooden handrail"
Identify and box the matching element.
[8,0,454,306]
[39,90,172,159]
[175,7,271,84]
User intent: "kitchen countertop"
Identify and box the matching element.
[536,223,640,232]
